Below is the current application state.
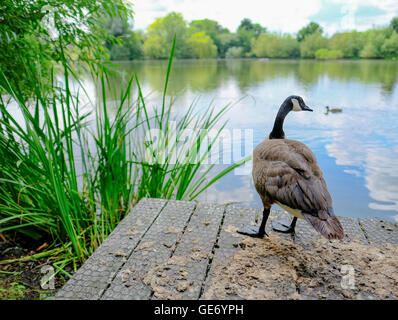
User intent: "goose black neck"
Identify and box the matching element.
[269,102,291,139]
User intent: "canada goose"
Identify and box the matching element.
[238,96,344,240]
[325,106,342,114]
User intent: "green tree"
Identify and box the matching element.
[144,35,169,59]
[330,31,365,58]
[225,46,244,58]
[109,30,144,60]
[144,12,188,59]
[238,18,266,36]
[315,48,343,59]
[300,33,328,58]
[360,42,380,58]
[105,16,130,38]
[360,28,389,58]
[104,17,144,60]
[381,32,398,57]
[186,32,217,58]
[390,17,398,33]
[216,32,240,58]
[252,34,299,58]
[109,44,131,60]
[189,19,228,51]
[297,22,323,42]
[190,19,223,37]
[237,18,266,55]
[0,0,132,97]
[127,31,145,59]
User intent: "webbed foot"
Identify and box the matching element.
[272,219,296,234]
[237,225,268,238]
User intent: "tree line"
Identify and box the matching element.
[1,2,398,97]
[107,12,398,60]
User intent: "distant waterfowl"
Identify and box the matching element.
[325,106,343,115]
[238,96,344,240]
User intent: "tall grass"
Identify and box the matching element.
[0,38,249,270]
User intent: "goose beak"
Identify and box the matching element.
[302,105,313,112]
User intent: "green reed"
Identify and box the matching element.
[0,37,249,268]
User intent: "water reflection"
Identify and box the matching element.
[99,59,398,221]
[325,110,398,221]
[115,59,398,95]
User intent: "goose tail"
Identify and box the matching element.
[303,211,344,240]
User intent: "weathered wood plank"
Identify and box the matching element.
[55,198,167,300]
[100,200,196,300]
[359,218,398,246]
[150,203,225,300]
[339,216,368,244]
[201,206,260,299]
[55,198,397,300]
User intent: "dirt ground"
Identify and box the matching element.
[140,231,398,300]
[203,235,398,300]
[0,237,66,300]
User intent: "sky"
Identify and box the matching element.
[129,0,398,35]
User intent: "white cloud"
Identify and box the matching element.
[130,0,398,35]
[130,0,321,33]
[324,0,398,34]
[330,0,398,12]
[324,112,398,220]
[196,172,256,205]
[365,147,398,216]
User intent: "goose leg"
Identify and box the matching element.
[272,217,297,234]
[237,208,270,237]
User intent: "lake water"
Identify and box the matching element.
[113,59,398,222]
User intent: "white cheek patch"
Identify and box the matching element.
[292,98,301,111]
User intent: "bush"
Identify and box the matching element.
[360,28,390,58]
[225,46,244,58]
[216,33,240,58]
[300,33,329,58]
[144,35,169,59]
[329,31,365,58]
[144,12,189,59]
[251,34,299,58]
[381,32,398,57]
[186,32,217,58]
[109,44,131,60]
[315,48,343,60]
[360,43,380,58]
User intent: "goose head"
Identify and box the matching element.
[285,95,313,112]
[269,95,313,139]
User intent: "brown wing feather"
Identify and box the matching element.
[253,139,344,240]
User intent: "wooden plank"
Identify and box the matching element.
[55,198,167,300]
[200,207,327,300]
[201,207,375,300]
[100,199,196,300]
[339,216,368,244]
[294,215,369,245]
[201,205,262,299]
[150,203,225,300]
[55,198,398,300]
[359,218,398,246]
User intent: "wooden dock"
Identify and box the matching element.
[55,198,398,300]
